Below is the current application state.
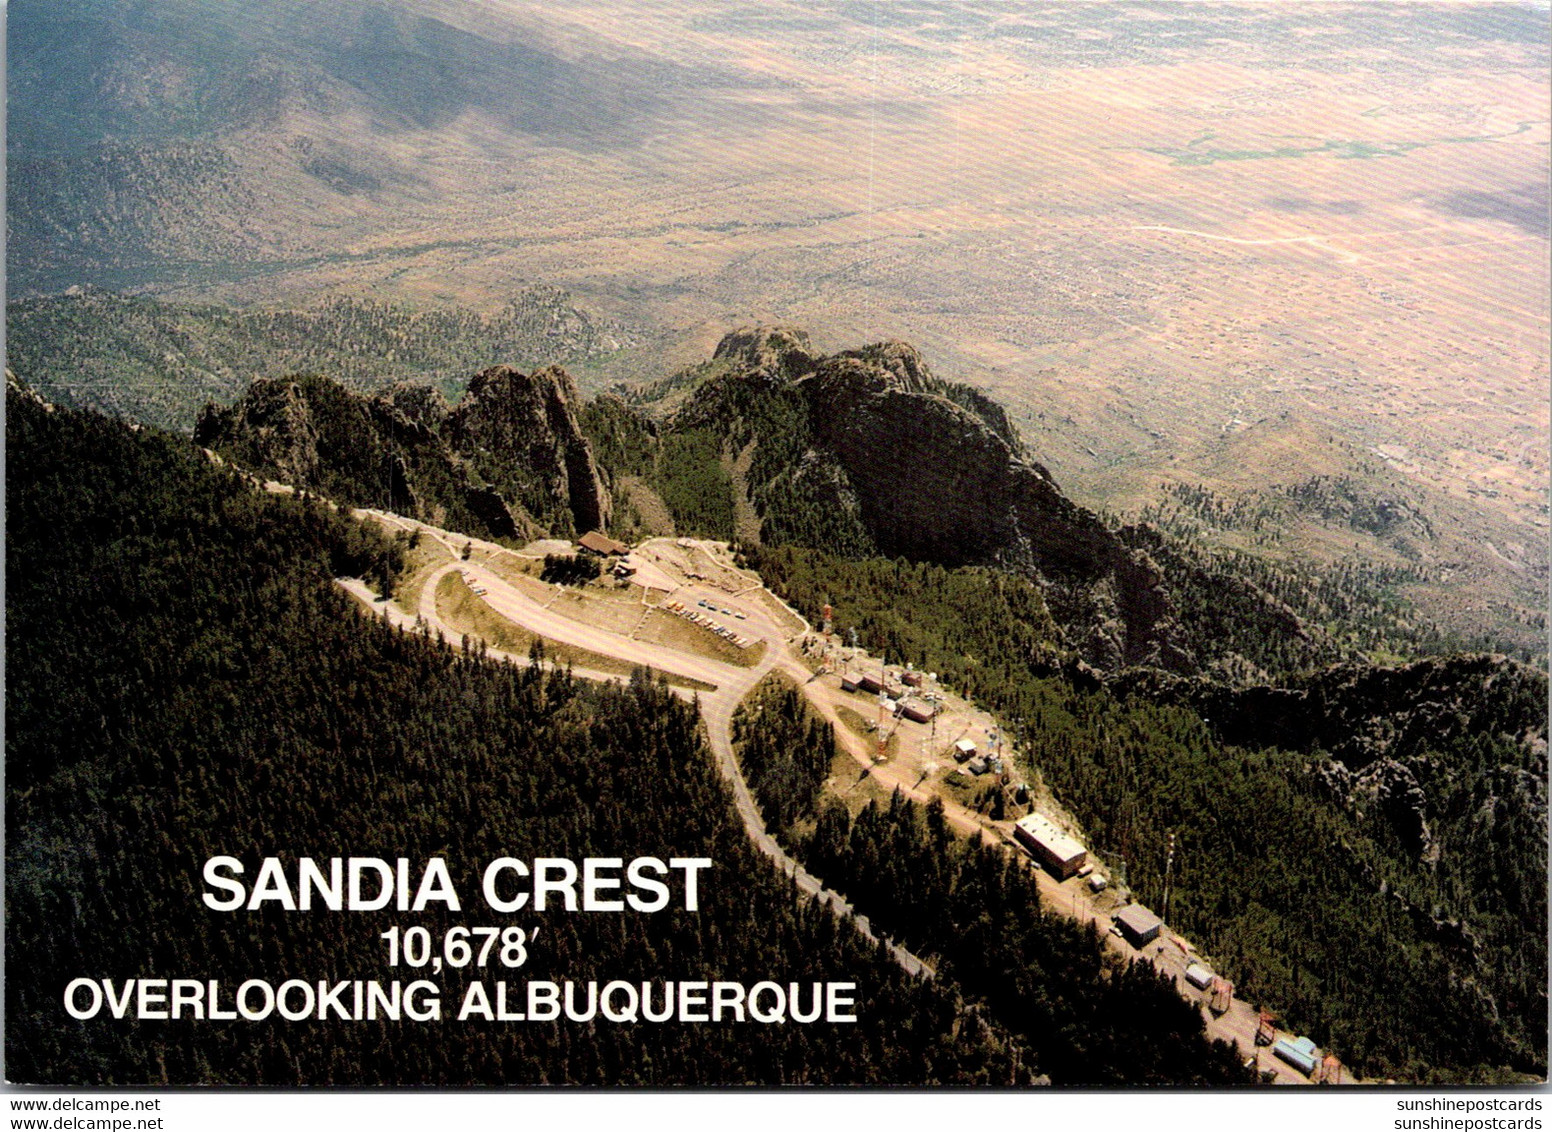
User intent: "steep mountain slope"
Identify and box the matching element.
[744,542,1547,1083]
[197,325,1488,679]
[631,327,1379,676]
[445,363,611,538]
[14,315,1544,1081]
[194,364,611,540]
[6,379,1037,1085]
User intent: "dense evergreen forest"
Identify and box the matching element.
[6,389,1032,1085]
[731,682,1252,1085]
[742,544,1548,1083]
[805,795,1253,1085]
[10,308,1545,1085]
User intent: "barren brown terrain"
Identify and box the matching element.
[12,1,1548,648]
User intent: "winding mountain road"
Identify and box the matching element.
[341,514,934,980]
[340,511,1334,1081]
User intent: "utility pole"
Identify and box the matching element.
[876,654,888,760]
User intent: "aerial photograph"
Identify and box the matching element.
[6,0,1548,1093]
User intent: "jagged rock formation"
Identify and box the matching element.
[446,364,611,538]
[712,324,816,384]
[657,328,1181,668]
[199,324,1511,683]
[195,364,610,542]
[377,382,449,430]
[802,347,1177,665]
[801,343,1099,569]
[194,377,327,487]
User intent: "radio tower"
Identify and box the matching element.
[1161,832,1176,922]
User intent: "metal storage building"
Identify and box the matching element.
[1184,962,1215,990]
[1114,903,1163,947]
[1012,813,1088,879]
[1272,1036,1319,1076]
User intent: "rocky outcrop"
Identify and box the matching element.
[446,364,611,538]
[197,366,607,543]
[801,351,1048,565]
[642,326,1194,667]
[712,324,816,385]
[833,341,1028,457]
[197,375,468,527]
[377,382,449,431]
[194,376,330,486]
[1354,757,1438,862]
[791,344,1176,667]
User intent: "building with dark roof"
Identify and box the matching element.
[578,531,630,556]
[1114,904,1163,947]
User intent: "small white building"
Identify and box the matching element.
[1012,813,1088,879]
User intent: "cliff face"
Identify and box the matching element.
[446,364,611,539]
[196,364,610,542]
[194,376,330,486]
[802,348,1090,573]
[684,329,1179,668]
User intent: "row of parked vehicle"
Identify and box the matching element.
[662,598,755,648]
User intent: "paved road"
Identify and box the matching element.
[341,519,935,981]
[344,518,1334,1079]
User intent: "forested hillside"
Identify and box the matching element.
[5,387,1029,1085]
[731,681,1252,1085]
[14,313,1545,1085]
[609,328,1506,679]
[198,326,1477,680]
[743,544,1548,1083]
[5,288,650,431]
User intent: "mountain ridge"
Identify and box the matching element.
[187,324,1513,688]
